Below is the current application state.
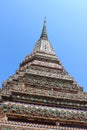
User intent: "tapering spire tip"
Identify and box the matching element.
[40,17,48,40]
[44,17,46,26]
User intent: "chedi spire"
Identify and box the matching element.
[33,18,55,55]
[40,18,48,40]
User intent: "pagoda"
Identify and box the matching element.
[0,20,87,130]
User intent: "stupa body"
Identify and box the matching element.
[0,20,87,129]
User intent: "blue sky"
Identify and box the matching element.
[0,0,87,91]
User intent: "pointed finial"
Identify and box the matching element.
[40,17,48,40]
[44,17,46,26]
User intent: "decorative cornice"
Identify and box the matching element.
[2,102,87,123]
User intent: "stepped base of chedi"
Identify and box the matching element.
[0,19,87,129]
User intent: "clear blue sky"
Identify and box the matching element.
[0,0,87,91]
